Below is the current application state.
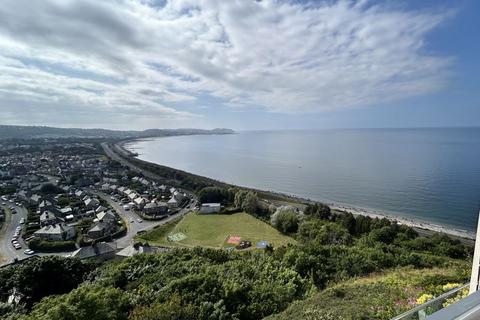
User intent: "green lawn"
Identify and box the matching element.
[138,212,295,249]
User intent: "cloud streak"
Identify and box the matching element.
[0,0,453,128]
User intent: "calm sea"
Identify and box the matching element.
[126,128,480,231]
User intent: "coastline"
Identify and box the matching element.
[118,138,476,241]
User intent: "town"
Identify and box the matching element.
[0,139,199,264]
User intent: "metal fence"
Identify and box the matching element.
[390,284,469,320]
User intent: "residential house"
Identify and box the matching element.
[40,211,60,226]
[144,202,168,216]
[69,242,117,261]
[84,198,100,210]
[34,223,76,241]
[167,197,178,208]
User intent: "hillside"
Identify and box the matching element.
[0,125,234,139]
[267,265,470,320]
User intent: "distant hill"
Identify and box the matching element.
[0,125,234,139]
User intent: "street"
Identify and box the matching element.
[92,190,194,248]
[0,202,29,264]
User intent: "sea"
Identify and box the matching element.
[125,128,480,232]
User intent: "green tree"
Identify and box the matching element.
[23,285,130,320]
[242,192,258,214]
[273,210,299,234]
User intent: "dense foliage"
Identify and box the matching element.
[0,201,472,320]
[198,187,235,204]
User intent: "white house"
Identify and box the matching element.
[199,203,221,214]
[34,223,76,241]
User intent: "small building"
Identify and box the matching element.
[116,243,161,258]
[34,223,76,241]
[199,203,221,214]
[69,242,117,261]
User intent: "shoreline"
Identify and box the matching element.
[118,137,476,241]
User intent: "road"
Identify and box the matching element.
[92,190,195,248]
[101,142,197,200]
[0,202,29,264]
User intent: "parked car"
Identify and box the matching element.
[24,249,35,255]
[19,218,25,224]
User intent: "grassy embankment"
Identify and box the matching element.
[137,211,295,249]
[268,264,470,320]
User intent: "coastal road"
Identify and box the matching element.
[91,190,195,249]
[101,142,197,200]
[0,202,29,265]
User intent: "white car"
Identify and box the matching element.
[19,218,25,224]
[24,249,35,255]
[137,218,143,223]
[14,243,22,250]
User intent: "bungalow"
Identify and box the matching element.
[69,242,117,261]
[34,223,76,241]
[116,243,163,258]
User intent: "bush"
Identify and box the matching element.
[273,210,299,234]
[28,238,76,252]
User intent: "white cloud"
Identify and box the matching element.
[0,0,452,127]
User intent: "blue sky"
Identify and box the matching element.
[0,0,478,130]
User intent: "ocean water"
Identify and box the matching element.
[126,128,480,232]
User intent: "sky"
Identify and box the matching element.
[0,0,478,131]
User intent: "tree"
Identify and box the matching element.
[304,203,331,220]
[273,210,299,234]
[198,187,234,204]
[24,285,130,320]
[8,256,93,308]
[39,183,62,195]
[129,294,196,320]
[242,192,258,214]
[234,190,248,208]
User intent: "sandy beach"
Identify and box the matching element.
[330,204,475,240]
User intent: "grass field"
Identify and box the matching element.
[138,212,295,249]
